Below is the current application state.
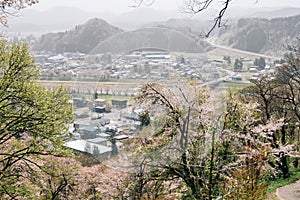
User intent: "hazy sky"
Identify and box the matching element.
[30,0,300,14]
[30,0,180,13]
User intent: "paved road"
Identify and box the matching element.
[206,38,281,60]
[277,180,300,200]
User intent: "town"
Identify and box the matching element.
[28,45,281,161]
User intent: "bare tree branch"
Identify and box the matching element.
[130,0,155,8]
[133,0,232,37]
[0,0,39,26]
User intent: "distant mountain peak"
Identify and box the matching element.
[86,18,109,24]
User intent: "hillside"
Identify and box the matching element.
[90,27,212,54]
[139,18,211,35]
[32,18,123,53]
[217,14,300,55]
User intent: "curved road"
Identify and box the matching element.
[206,38,281,60]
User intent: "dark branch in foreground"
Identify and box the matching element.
[132,0,231,37]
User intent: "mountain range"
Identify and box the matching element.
[4,6,300,33]
[32,18,212,54]
[26,5,300,56]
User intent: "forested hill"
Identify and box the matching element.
[32,18,123,54]
[217,14,300,55]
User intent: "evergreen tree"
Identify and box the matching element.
[259,57,266,70]
[254,57,266,70]
[139,111,151,126]
[234,58,243,71]
[94,89,98,100]
[223,56,231,64]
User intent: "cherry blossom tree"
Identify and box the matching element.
[0,0,39,26]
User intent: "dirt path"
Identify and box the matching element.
[276,180,300,200]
